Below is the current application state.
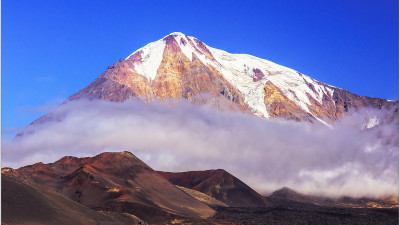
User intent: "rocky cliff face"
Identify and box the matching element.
[68,33,249,114]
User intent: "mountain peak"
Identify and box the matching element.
[166,31,188,37]
[64,32,398,125]
[125,32,215,81]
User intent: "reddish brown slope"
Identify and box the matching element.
[68,60,153,102]
[331,87,399,123]
[5,152,215,223]
[1,173,140,225]
[158,169,271,207]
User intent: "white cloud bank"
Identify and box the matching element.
[2,99,398,198]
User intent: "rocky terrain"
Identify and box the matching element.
[2,151,398,225]
[2,152,215,224]
[212,205,399,225]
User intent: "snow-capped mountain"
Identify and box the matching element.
[68,32,397,124]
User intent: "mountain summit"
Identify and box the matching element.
[65,32,397,124]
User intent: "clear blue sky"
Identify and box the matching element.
[2,0,399,132]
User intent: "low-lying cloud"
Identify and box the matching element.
[2,99,398,198]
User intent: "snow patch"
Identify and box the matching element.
[126,38,166,81]
[175,34,195,61]
[206,48,272,118]
[362,117,380,130]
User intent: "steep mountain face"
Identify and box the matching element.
[158,169,271,207]
[2,152,215,223]
[68,32,249,113]
[66,32,398,124]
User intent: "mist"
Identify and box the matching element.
[2,99,398,198]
